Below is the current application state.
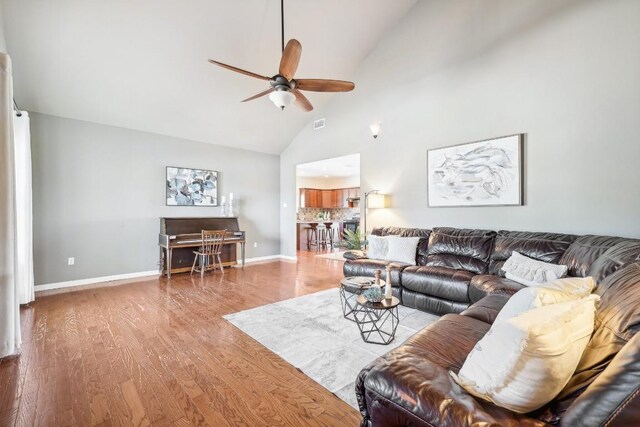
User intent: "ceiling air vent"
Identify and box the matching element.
[313,118,326,131]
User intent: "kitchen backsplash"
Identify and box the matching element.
[297,207,359,221]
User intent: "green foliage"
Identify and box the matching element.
[339,228,367,250]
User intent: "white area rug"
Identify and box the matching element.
[315,251,347,262]
[224,288,439,409]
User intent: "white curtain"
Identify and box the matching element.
[14,111,34,305]
[0,52,21,358]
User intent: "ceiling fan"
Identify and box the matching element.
[207,0,355,112]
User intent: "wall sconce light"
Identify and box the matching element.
[370,123,381,139]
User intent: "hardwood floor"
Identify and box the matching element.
[0,251,360,426]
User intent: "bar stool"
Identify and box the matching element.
[305,223,319,250]
[323,222,335,249]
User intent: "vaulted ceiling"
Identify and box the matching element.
[1,0,416,154]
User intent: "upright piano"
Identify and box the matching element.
[159,217,246,278]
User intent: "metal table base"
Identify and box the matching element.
[354,295,400,345]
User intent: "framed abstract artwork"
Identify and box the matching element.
[166,166,218,206]
[427,134,523,207]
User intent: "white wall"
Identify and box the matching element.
[280,0,640,256]
[0,3,6,53]
[297,176,360,190]
[31,113,281,285]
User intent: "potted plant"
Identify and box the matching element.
[339,228,367,250]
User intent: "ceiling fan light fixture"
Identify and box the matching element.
[269,89,296,110]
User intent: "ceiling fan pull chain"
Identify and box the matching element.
[281,0,285,52]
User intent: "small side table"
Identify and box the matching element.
[354,295,400,345]
[340,276,386,322]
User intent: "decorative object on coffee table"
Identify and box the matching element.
[354,295,400,345]
[363,287,384,303]
[339,276,386,322]
[427,134,523,207]
[384,265,393,300]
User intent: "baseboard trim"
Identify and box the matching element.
[241,254,297,264]
[35,270,160,292]
[35,255,298,292]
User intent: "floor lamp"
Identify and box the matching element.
[363,190,386,238]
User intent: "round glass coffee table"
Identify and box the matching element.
[354,295,400,345]
[339,276,386,322]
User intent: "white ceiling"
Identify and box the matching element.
[297,153,359,178]
[1,0,417,154]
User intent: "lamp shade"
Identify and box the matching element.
[269,90,295,110]
[367,193,386,208]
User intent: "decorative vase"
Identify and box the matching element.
[228,193,234,217]
[385,266,393,300]
[373,269,382,293]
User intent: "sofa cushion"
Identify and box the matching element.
[502,251,568,286]
[342,259,408,287]
[559,235,628,278]
[587,240,640,283]
[385,236,420,265]
[560,262,640,400]
[357,314,547,426]
[461,294,510,324]
[494,277,596,324]
[402,290,470,315]
[366,235,388,260]
[372,226,431,265]
[426,227,496,274]
[489,230,577,276]
[402,265,474,302]
[469,274,525,303]
[453,296,599,414]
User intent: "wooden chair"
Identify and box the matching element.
[191,229,227,277]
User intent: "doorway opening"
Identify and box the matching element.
[295,154,361,257]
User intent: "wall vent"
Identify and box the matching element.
[313,118,326,130]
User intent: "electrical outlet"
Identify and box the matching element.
[68,257,75,266]
[253,242,258,248]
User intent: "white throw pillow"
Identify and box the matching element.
[384,236,419,265]
[451,295,599,414]
[495,276,596,324]
[502,251,568,286]
[366,235,388,260]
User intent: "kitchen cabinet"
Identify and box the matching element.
[321,190,333,208]
[299,187,360,208]
[300,188,320,208]
[336,189,348,208]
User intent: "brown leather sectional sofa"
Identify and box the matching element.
[343,227,640,426]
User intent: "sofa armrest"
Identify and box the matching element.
[343,250,368,260]
[358,352,547,427]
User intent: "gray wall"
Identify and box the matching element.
[31,113,280,285]
[280,0,640,256]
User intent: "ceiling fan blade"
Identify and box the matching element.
[279,39,302,81]
[296,79,355,92]
[293,89,313,112]
[241,88,274,102]
[208,59,271,81]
